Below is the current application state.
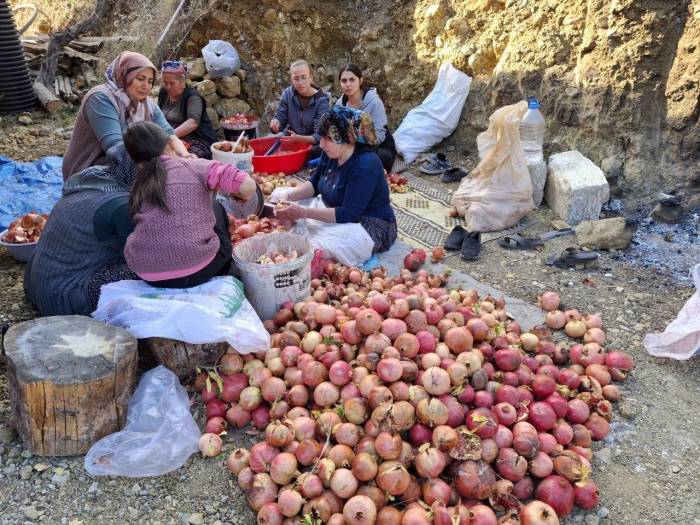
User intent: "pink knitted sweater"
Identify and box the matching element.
[125,156,247,280]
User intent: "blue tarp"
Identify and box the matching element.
[0,155,63,230]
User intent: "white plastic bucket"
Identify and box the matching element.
[232,232,312,320]
[211,141,254,173]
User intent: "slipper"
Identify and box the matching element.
[444,225,466,251]
[440,167,470,184]
[461,231,481,261]
[498,234,544,251]
[545,247,599,268]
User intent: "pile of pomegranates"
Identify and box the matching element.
[194,264,633,525]
[228,215,288,245]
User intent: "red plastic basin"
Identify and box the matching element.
[249,137,311,175]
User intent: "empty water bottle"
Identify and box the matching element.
[520,98,545,164]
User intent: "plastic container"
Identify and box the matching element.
[211,141,254,172]
[249,137,311,175]
[221,114,260,141]
[519,98,545,164]
[232,232,312,320]
[0,229,36,262]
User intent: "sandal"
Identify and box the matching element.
[498,234,544,251]
[545,247,599,268]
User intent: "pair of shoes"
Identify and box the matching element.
[545,247,599,268]
[444,225,481,260]
[420,152,452,175]
[440,167,470,183]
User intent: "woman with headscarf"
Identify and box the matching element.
[158,60,217,159]
[25,145,140,315]
[272,106,397,264]
[62,51,191,180]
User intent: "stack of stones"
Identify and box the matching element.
[183,57,252,133]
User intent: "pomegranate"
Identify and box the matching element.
[520,500,560,525]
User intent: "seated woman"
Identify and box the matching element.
[336,63,396,173]
[270,59,330,153]
[62,51,191,181]
[273,107,397,264]
[122,121,256,288]
[25,146,139,315]
[158,60,217,159]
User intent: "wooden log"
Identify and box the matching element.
[142,338,228,380]
[63,46,99,64]
[80,62,97,85]
[33,81,63,113]
[3,316,138,457]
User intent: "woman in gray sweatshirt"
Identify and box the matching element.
[335,64,396,172]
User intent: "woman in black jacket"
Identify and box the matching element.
[158,60,217,159]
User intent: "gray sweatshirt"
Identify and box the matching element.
[335,87,388,143]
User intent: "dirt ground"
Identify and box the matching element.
[0,116,699,525]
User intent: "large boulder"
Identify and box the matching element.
[187,58,207,80]
[194,79,217,97]
[575,217,637,250]
[215,75,241,98]
[545,151,609,226]
[215,97,251,117]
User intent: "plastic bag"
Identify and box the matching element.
[92,276,270,353]
[393,63,472,164]
[84,366,200,477]
[451,101,534,232]
[643,264,700,360]
[0,155,63,229]
[202,40,240,78]
[291,196,374,267]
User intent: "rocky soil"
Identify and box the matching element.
[0,121,699,524]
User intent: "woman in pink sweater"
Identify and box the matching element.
[122,122,256,288]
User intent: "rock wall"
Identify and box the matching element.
[106,1,700,204]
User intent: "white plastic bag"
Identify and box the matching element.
[393,63,472,163]
[451,101,534,232]
[92,276,270,353]
[643,264,700,360]
[202,40,240,78]
[84,366,200,477]
[291,196,374,267]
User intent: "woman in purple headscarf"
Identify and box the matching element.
[62,51,191,180]
[158,60,217,159]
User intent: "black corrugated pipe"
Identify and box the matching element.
[0,0,36,114]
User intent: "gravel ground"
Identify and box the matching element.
[0,121,699,525]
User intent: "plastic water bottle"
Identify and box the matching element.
[520,98,545,164]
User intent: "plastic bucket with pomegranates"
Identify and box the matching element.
[211,140,254,172]
[249,137,311,175]
[221,114,260,141]
[232,232,312,320]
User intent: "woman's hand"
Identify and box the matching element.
[170,135,196,158]
[274,201,307,221]
[234,175,257,201]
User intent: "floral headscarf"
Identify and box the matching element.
[104,51,157,125]
[320,106,377,146]
[161,60,188,77]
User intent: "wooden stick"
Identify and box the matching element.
[232,130,246,151]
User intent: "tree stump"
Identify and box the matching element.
[3,315,138,457]
[142,338,228,380]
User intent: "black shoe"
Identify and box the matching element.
[444,225,466,251]
[441,167,470,183]
[461,231,481,261]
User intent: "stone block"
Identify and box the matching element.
[194,79,217,97]
[187,58,207,80]
[215,75,241,98]
[202,91,220,107]
[207,108,221,130]
[545,151,609,225]
[575,217,637,250]
[527,161,547,207]
[215,97,251,118]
